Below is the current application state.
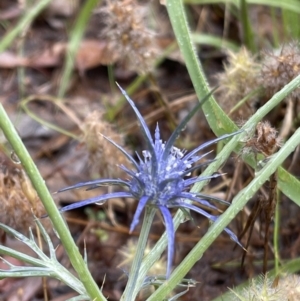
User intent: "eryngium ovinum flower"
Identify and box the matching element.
[57,84,241,277]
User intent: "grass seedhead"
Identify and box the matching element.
[216,47,260,118]
[260,41,300,99]
[100,0,158,73]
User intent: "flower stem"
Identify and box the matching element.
[121,206,156,301]
[0,104,106,301]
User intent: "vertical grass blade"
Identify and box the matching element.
[0,104,106,301]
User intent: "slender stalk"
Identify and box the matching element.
[240,0,257,53]
[273,189,281,274]
[121,207,156,301]
[0,105,106,301]
[0,0,51,53]
[58,0,100,98]
[129,212,183,298]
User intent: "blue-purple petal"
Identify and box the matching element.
[170,202,214,220]
[119,165,144,185]
[56,179,129,193]
[116,83,158,174]
[162,88,217,162]
[176,193,220,211]
[101,134,140,170]
[185,192,230,206]
[129,195,151,233]
[180,159,215,177]
[159,206,175,278]
[59,192,133,212]
[172,203,243,248]
[184,130,243,160]
[183,174,221,187]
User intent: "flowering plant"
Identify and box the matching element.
[57,84,241,279]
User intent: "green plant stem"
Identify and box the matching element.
[121,207,156,301]
[20,95,79,140]
[58,0,100,98]
[0,0,51,53]
[270,7,280,47]
[0,105,106,301]
[128,211,184,298]
[273,189,280,274]
[147,127,300,301]
[240,0,256,53]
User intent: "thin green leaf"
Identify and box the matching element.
[0,268,53,278]
[58,0,101,97]
[185,0,300,14]
[0,0,51,53]
[191,33,239,51]
[0,104,106,300]
[0,244,45,267]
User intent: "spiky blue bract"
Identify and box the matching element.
[57,84,242,278]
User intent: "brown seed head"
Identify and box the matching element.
[100,0,158,73]
[216,47,260,118]
[260,41,300,99]
[81,110,130,178]
[0,153,48,235]
[244,121,281,157]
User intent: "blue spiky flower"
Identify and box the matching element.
[57,84,241,277]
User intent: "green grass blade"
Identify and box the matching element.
[0,0,51,53]
[185,0,300,14]
[58,0,101,98]
[239,0,256,53]
[0,105,107,301]
[282,7,300,39]
[191,33,239,51]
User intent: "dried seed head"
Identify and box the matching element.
[81,110,130,178]
[260,41,300,99]
[0,154,48,235]
[118,239,166,276]
[230,274,300,301]
[243,121,281,157]
[278,274,300,301]
[100,0,158,73]
[216,47,260,118]
[118,239,167,298]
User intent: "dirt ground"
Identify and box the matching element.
[0,1,300,300]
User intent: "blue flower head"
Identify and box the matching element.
[58,84,241,277]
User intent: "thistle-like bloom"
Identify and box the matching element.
[57,84,241,277]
